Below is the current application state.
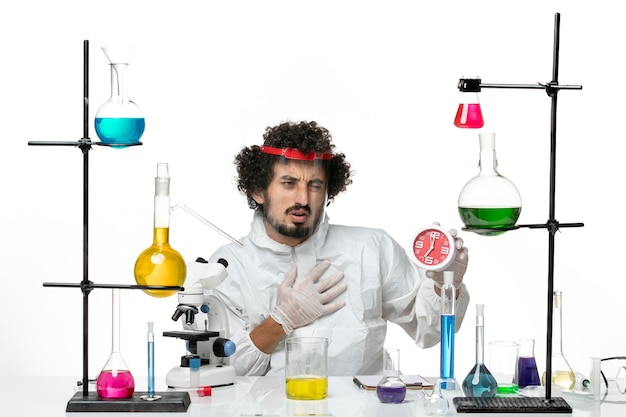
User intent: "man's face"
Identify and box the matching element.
[253,160,327,246]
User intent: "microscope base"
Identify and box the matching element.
[166,364,236,388]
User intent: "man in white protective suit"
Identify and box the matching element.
[205,120,470,376]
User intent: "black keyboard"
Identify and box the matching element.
[453,396,572,413]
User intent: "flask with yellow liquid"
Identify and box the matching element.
[542,291,575,391]
[134,163,186,297]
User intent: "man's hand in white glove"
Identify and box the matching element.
[425,227,469,290]
[271,260,347,335]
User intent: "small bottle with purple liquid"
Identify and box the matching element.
[376,348,406,403]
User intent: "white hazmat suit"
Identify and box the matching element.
[207,211,470,376]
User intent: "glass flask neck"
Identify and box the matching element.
[478,133,499,176]
[153,227,171,245]
[382,349,401,378]
[553,291,565,355]
[111,288,122,353]
[475,318,485,365]
[518,338,535,357]
[109,63,132,103]
[153,163,172,239]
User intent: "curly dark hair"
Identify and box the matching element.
[235,121,353,209]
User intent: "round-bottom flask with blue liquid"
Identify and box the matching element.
[95,46,145,147]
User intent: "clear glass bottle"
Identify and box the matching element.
[454,77,484,129]
[458,132,522,236]
[542,291,575,390]
[423,379,450,416]
[376,348,406,403]
[516,338,541,388]
[95,46,145,146]
[462,304,497,397]
[134,163,186,297]
[96,289,135,398]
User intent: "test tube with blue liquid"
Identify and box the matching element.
[440,271,456,389]
[140,322,161,401]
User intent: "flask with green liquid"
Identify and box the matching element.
[458,133,522,236]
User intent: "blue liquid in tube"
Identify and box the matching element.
[440,314,455,380]
[95,117,145,145]
[148,339,155,396]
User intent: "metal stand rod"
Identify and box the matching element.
[29,41,167,400]
[80,39,92,397]
[459,13,583,402]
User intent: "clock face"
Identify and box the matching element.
[411,226,455,271]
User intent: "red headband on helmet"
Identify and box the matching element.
[260,145,334,161]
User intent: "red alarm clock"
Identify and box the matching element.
[410,224,456,271]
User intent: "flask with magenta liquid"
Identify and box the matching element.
[454,77,484,129]
[376,348,406,403]
[96,288,135,398]
[95,45,145,146]
[458,132,522,236]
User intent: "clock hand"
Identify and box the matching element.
[424,233,436,256]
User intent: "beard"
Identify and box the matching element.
[263,202,322,240]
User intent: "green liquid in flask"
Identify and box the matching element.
[458,207,521,236]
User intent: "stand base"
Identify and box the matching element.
[66,391,191,413]
[453,396,572,413]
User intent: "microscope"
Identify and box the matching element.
[164,257,237,388]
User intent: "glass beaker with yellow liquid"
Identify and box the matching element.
[134,163,186,297]
[285,337,328,400]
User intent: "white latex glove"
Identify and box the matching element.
[425,227,469,289]
[270,260,347,335]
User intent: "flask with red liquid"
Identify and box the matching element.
[96,289,135,398]
[454,76,484,129]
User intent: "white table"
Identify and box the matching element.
[1,375,624,416]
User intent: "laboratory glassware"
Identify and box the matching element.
[458,133,522,235]
[542,291,575,391]
[489,341,519,394]
[134,163,186,297]
[423,379,451,416]
[96,289,135,398]
[440,271,455,384]
[376,348,406,403]
[95,46,145,146]
[516,338,541,388]
[140,322,161,401]
[462,304,497,397]
[454,77,484,128]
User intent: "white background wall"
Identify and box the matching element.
[2,0,623,383]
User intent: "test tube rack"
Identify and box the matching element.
[29,40,189,412]
[454,12,583,412]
